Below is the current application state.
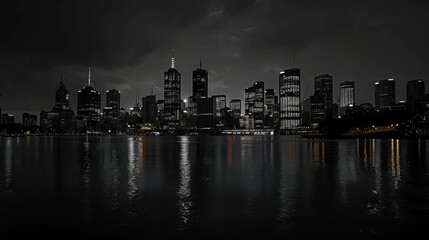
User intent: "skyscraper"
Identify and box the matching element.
[163,52,181,128]
[213,95,226,126]
[253,81,265,128]
[339,81,355,116]
[265,89,277,128]
[55,76,70,108]
[192,59,208,98]
[230,99,241,129]
[77,67,101,129]
[279,68,301,131]
[314,74,333,120]
[406,79,425,112]
[105,89,121,117]
[375,79,395,110]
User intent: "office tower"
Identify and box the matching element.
[279,68,301,130]
[22,112,37,126]
[374,79,395,110]
[302,97,311,126]
[339,81,355,116]
[265,89,276,128]
[230,99,241,117]
[245,86,255,115]
[314,74,333,120]
[1,114,14,125]
[230,99,241,129]
[213,95,226,126]
[193,59,208,98]
[163,53,181,128]
[310,94,325,124]
[253,81,264,128]
[406,79,425,112]
[55,76,70,108]
[77,67,101,127]
[103,89,121,133]
[142,94,157,124]
[197,97,214,128]
[105,89,121,116]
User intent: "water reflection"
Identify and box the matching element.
[178,136,192,230]
[391,139,401,190]
[309,140,325,168]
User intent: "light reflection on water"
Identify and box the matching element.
[0,136,428,238]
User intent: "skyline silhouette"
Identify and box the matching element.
[1,0,428,122]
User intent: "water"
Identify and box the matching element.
[1,136,429,238]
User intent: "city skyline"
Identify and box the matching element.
[1,0,428,122]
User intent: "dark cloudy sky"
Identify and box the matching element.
[1,0,428,121]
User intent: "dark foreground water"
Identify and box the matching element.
[1,136,429,238]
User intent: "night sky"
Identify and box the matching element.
[1,0,428,121]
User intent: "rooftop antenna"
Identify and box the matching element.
[200,57,202,69]
[150,81,154,96]
[88,67,91,86]
[171,49,175,69]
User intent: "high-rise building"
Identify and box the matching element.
[1,114,14,125]
[244,82,264,129]
[245,86,255,115]
[314,74,333,120]
[193,59,208,98]
[265,89,278,128]
[142,94,157,124]
[375,79,395,111]
[163,53,181,128]
[213,95,226,126]
[106,89,120,115]
[55,76,70,108]
[77,67,101,129]
[253,81,264,128]
[339,81,355,117]
[22,112,37,126]
[406,79,425,112]
[279,68,301,131]
[104,89,120,119]
[230,99,241,129]
[230,99,241,117]
[197,97,214,128]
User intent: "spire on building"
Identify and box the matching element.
[171,50,175,69]
[200,58,202,69]
[150,81,154,96]
[88,67,92,87]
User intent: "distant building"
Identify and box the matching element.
[163,53,181,128]
[265,88,277,128]
[375,79,395,111]
[302,97,311,126]
[244,82,264,129]
[105,89,121,117]
[339,81,355,117]
[55,76,70,108]
[197,97,214,128]
[192,59,208,98]
[310,94,325,125]
[103,89,121,133]
[142,94,157,125]
[230,99,241,129]
[279,68,301,131]
[1,114,14,125]
[213,95,226,126]
[77,68,101,130]
[406,79,425,112]
[22,112,37,126]
[314,74,333,120]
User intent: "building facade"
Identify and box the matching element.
[339,81,355,117]
[279,68,301,131]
